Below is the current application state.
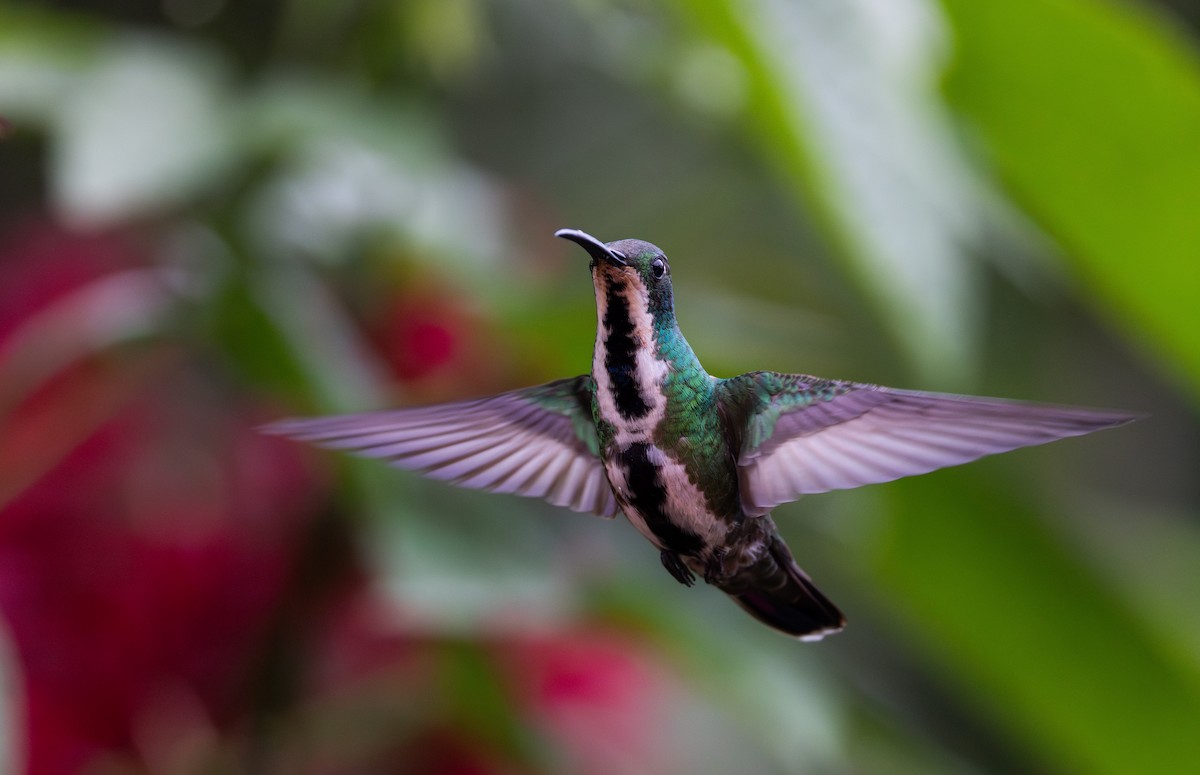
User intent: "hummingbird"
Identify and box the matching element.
[266,228,1137,640]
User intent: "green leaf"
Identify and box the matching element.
[869,469,1200,775]
[940,0,1200,398]
[49,36,240,225]
[675,0,992,383]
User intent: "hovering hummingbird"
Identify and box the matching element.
[266,229,1137,640]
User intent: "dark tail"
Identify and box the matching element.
[727,536,845,641]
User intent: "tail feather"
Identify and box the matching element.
[728,538,845,641]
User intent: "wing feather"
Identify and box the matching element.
[264,376,619,518]
[725,373,1138,514]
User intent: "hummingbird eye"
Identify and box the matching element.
[650,257,667,279]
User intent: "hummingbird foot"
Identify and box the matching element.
[703,547,730,585]
[660,550,696,587]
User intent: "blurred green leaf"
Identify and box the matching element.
[0,8,103,121]
[676,0,992,383]
[397,0,488,80]
[246,262,389,412]
[940,0,1200,398]
[1073,501,1200,663]
[442,641,547,770]
[869,469,1200,775]
[50,37,240,225]
[240,77,508,279]
[208,273,315,402]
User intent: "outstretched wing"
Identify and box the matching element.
[264,376,619,518]
[721,372,1138,515]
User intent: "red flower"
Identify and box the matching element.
[0,222,683,775]
[0,222,326,774]
[496,631,671,775]
[368,279,511,402]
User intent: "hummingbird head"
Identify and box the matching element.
[555,228,675,324]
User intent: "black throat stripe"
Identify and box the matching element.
[603,286,652,420]
[622,442,703,555]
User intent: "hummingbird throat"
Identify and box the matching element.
[593,275,669,433]
[591,275,728,563]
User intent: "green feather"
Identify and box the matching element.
[719,372,854,454]
[524,375,603,457]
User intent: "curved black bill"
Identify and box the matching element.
[555,228,626,266]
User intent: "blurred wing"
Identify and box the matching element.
[264,376,619,518]
[724,372,1139,515]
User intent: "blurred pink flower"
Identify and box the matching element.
[375,293,462,382]
[0,221,142,344]
[496,631,671,775]
[294,620,676,775]
[367,280,511,402]
[0,222,327,774]
[0,222,682,775]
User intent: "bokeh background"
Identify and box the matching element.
[1,0,1199,773]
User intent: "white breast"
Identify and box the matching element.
[604,444,728,553]
[592,283,668,446]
